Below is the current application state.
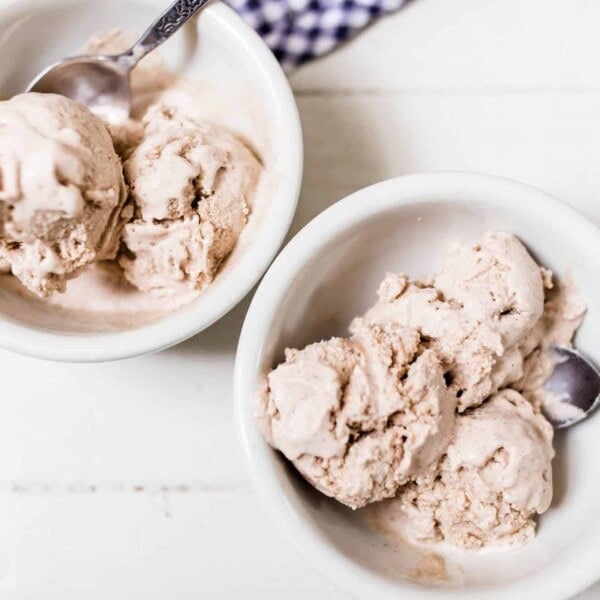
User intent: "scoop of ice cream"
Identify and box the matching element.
[257,320,456,509]
[119,104,262,296]
[364,232,546,410]
[0,93,127,296]
[435,232,545,346]
[366,390,554,548]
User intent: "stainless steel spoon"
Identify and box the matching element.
[26,0,209,123]
[543,347,600,428]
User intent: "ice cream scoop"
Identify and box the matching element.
[543,347,600,428]
[366,389,555,548]
[26,0,209,123]
[118,103,262,296]
[257,321,456,509]
[0,93,127,296]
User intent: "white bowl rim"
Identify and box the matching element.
[0,0,303,362]
[234,172,600,600]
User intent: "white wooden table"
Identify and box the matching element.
[3,0,600,597]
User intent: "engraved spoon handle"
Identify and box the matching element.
[119,0,210,69]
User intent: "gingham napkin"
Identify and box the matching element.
[225,0,406,71]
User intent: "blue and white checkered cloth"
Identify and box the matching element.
[225,0,406,71]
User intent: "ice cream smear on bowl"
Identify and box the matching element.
[257,231,587,549]
[0,31,262,328]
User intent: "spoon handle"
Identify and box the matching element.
[120,0,210,68]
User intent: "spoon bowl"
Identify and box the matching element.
[25,0,209,122]
[27,55,131,122]
[543,347,600,428]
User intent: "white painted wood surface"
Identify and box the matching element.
[2,0,600,597]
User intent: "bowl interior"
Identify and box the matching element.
[242,176,600,597]
[0,0,299,339]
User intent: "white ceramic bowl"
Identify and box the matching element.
[234,173,600,600]
[0,0,302,362]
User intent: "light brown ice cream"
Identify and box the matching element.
[366,390,554,548]
[258,320,455,509]
[88,30,263,299]
[0,93,127,296]
[119,104,262,296]
[257,231,586,548]
[364,231,547,411]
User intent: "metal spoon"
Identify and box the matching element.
[26,0,209,123]
[543,347,600,428]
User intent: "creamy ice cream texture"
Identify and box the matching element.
[366,389,553,548]
[257,231,586,548]
[365,232,547,411]
[261,322,455,509]
[120,104,260,296]
[0,93,127,296]
[0,31,262,311]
